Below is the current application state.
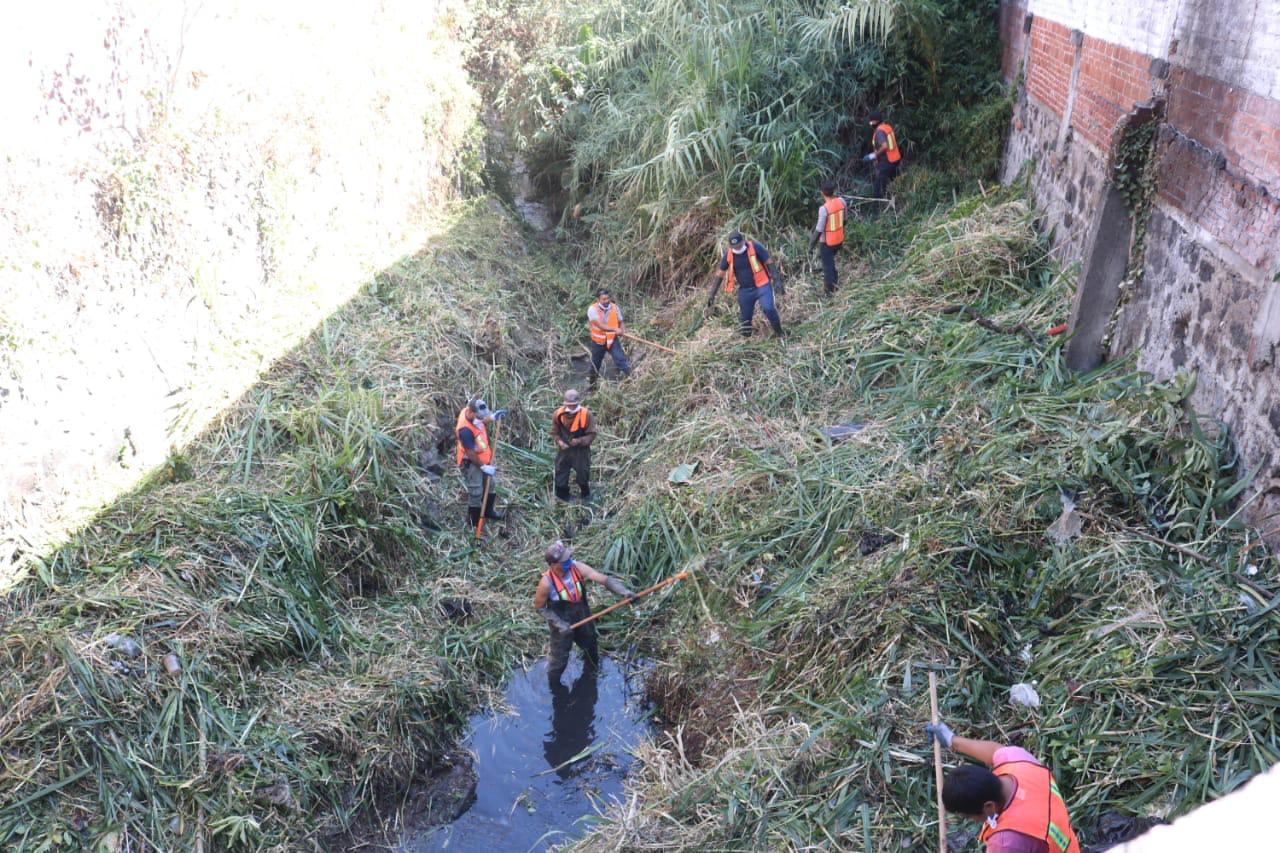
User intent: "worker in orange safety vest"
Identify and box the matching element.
[808,179,846,295]
[587,288,631,389]
[707,231,785,338]
[863,108,902,201]
[926,720,1081,853]
[550,388,596,502]
[533,540,633,687]
[455,397,507,528]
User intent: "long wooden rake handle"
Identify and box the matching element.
[619,331,678,355]
[474,418,499,539]
[569,570,690,629]
[929,671,947,853]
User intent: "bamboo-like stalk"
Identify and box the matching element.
[929,672,947,853]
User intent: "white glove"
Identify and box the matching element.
[863,153,875,162]
[480,464,496,476]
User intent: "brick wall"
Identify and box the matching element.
[1072,37,1156,151]
[1001,0,1280,533]
[1025,17,1073,116]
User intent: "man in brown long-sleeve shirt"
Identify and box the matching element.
[551,389,596,502]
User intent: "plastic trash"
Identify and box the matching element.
[1046,493,1082,543]
[667,462,698,484]
[820,422,866,442]
[1010,682,1041,708]
[105,633,142,658]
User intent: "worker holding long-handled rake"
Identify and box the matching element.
[926,718,1081,853]
[533,540,634,688]
[455,397,507,532]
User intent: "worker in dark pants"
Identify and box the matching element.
[532,540,633,688]
[454,397,507,528]
[551,388,596,502]
[926,720,1082,852]
[587,288,631,389]
[707,231,784,338]
[808,179,846,295]
[865,108,902,201]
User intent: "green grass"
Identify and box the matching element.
[3,180,1277,851]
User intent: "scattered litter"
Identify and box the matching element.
[1018,644,1033,665]
[1238,592,1258,614]
[667,462,698,484]
[1246,563,1258,576]
[163,654,182,676]
[1009,683,1041,708]
[105,633,142,658]
[1046,493,1083,543]
[819,422,866,441]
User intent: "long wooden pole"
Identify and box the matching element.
[929,671,947,853]
[619,331,678,355]
[474,418,499,539]
[569,570,690,629]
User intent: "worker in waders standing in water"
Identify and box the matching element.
[808,179,846,296]
[533,540,633,688]
[926,720,1081,853]
[551,388,596,503]
[864,108,902,201]
[707,231,785,338]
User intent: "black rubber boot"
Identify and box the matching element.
[484,492,505,520]
[467,506,481,528]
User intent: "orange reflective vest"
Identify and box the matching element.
[823,197,846,247]
[979,761,1080,853]
[544,561,585,603]
[590,303,622,347]
[455,407,492,466]
[723,242,770,293]
[875,122,901,164]
[554,405,590,437]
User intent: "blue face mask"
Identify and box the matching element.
[560,559,574,574]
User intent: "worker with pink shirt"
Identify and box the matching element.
[926,721,1081,853]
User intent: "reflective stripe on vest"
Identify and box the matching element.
[545,562,585,603]
[723,241,770,293]
[978,761,1080,853]
[875,122,901,164]
[823,197,846,246]
[554,405,589,437]
[590,303,621,346]
[455,407,492,466]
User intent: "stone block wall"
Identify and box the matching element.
[1000,0,1280,533]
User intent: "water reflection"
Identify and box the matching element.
[407,657,647,853]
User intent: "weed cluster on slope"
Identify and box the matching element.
[567,185,1279,849]
[0,200,606,850]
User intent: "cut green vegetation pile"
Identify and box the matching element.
[3,181,1277,851]
[566,187,1280,849]
[0,200,614,850]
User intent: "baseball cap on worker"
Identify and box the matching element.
[544,540,573,564]
[868,108,883,125]
[563,389,582,410]
[469,398,491,417]
[728,231,746,253]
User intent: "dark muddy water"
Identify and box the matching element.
[404,657,649,852]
